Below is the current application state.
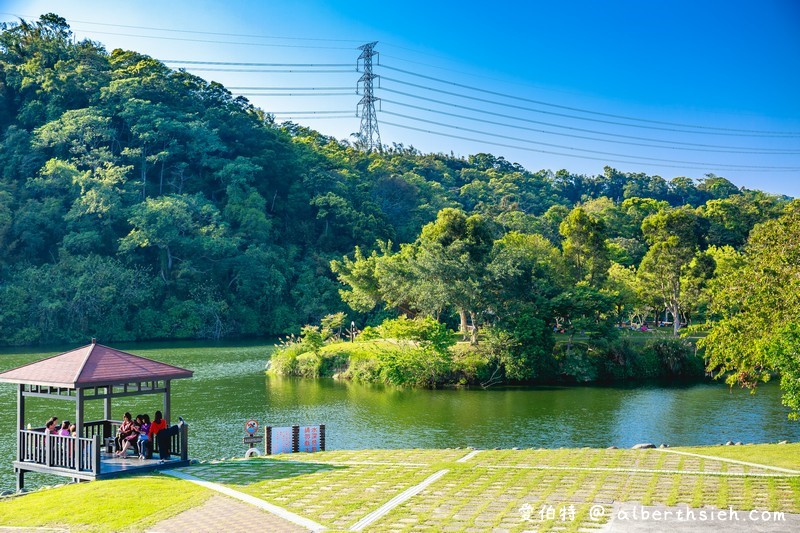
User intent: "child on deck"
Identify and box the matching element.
[59,421,71,436]
[137,414,151,460]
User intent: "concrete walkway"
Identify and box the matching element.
[147,494,308,533]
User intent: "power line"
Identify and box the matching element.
[227,86,355,91]
[379,75,800,138]
[379,99,799,155]
[379,110,800,170]
[225,87,353,91]
[270,110,355,114]
[275,116,355,120]
[380,53,586,98]
[70,27,355,50]
[380,120,800,173]
[0,11,366,43]
[380,64,800,137]
[232,92,354,97]
[162,60,353,67]
[179,68,353,73]
[378,88,797,152]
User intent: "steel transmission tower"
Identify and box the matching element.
[357,41,381,152]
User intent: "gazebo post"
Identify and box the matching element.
[164,380,171,424]
[75,388,84,473]
[103,391,112,421]
[16,384,24,491]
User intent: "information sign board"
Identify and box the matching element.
[299,425,321,452]
[271,426,293,454]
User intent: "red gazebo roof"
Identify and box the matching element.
[0,342,193,388]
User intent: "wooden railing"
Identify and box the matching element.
[18,430,101,475]
[17,420,188,477]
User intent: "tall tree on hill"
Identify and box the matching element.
[559,207,610,287]
[638,207,704,335]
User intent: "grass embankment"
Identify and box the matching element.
[0,476,210,532]
[1,444,797,532]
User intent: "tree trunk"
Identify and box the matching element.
[671,301,681,336]
[469,311,478,345]
[459,309,468,339]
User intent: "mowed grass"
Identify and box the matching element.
[671,443,800,471]
[0,475,210,532]
[184,445,800,532]
[0,444,797,532]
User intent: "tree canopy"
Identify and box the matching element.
[0,14,791,365]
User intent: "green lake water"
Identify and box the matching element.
[1,340,799,492]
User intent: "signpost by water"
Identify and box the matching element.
[243,419,264,457]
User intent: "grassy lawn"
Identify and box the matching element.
[672,443,800,471]
[187,445,800,532]
[0,475,210,532]
[0,444,797,532]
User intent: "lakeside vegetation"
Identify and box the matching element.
[2,15,800,410]
[268,315,704,387]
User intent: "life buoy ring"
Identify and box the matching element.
[244,448,261,458]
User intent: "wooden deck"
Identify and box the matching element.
[15,421,189,484]
[14,450,190,481]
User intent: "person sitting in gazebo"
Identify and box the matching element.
[115,412,140,457]
[156,417,185,461]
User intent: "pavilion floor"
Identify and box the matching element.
[96,449,191,478]
[14,448,190,483]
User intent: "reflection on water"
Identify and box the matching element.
[1,340,798,491]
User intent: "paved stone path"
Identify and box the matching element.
[599,503,800,532]
[147,494,308,533]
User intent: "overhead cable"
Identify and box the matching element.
[379,75,800,138]
[378,88,798,152]
[379,99,799,154]
[180,68,353,73]
[163,60,353,67]
[380,120,800,173]
[379,64,800,137]
[379,110,800,170]
[0,11,365,43]
[70,27,355,50]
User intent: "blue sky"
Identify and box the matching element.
[2,0,799,195]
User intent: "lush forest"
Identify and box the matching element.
[2,15,799,404]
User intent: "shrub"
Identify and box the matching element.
[554,343,601,382]
[635,337,704,378]
[267,339,305,375]
[373,316,455,351]
[376,345,451,387]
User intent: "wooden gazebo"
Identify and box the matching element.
[0,340,193,490]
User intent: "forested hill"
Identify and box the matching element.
[0,15,790,345]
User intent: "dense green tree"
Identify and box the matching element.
[700,202,800,418]
[559,207,610,286]
[638,207,704,335]
[0,14,790,349]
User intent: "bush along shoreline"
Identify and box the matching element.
[267,315,705,388]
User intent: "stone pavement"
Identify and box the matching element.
[599,503,800,532]
[147,494,308,533]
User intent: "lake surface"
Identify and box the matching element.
[1,340,799,492]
